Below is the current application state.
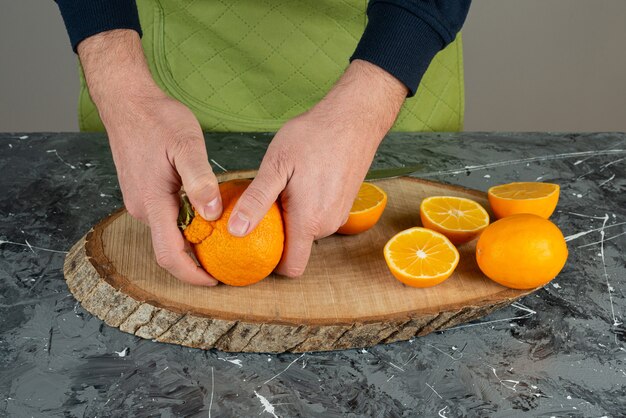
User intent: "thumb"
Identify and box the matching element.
[173,142,222,221]
[228,162,287,237]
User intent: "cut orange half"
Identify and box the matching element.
[337,182,387,235]
[420,196,490,245]
[384,227,460,288]
[488,182,560,219]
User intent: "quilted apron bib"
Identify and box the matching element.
[78,0,464,132]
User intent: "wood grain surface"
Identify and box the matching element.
[64,174,534,353]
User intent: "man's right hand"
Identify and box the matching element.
[78,29,220,286]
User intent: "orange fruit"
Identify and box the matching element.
[488,182,560,219]
[419,196,490,245]
[337,182,387,235]
[384,227,460,288]
[476,214,568,289]
[181,180,284,286]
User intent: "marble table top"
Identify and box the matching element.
[0,132,624,417]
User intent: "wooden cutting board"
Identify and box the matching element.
[64,173,534,353]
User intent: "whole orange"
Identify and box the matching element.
[476,213,568,289]
[181,180,284,286]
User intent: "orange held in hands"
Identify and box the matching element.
[488,182,560,219]
[179,180,284,286]
[337,182,387,235]
[476,213,568,289]
[384,227,459,288]
[420,196,490,245]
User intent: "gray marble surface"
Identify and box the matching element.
[0,132,624,417]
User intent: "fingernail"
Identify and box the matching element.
[206,280,219,287]
[228,212,250,237]
[202,197,221,220]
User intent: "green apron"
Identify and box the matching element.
[78,0,464,132]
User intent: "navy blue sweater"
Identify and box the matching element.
[55,0,470,97]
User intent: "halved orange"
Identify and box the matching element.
[488,182,560,219]
[420,196,490,245]
[337,182,387,235]
[384,227,460,288]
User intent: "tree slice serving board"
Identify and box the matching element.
[64,173,534,353]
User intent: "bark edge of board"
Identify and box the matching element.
[64,234,529,353]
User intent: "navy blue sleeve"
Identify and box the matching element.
[55,0,143,53]
[351,0,471,97]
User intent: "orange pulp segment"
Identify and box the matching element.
[337,182,387,235]
[384,227,459,288]
[420,196,490,244]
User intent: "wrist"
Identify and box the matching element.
[312,60,407,138]
[78,29,164,122]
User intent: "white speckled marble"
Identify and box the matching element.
[0,132,624,416]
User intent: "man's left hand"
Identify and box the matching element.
[227,60,408,277]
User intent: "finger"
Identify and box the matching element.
[227,158,288,237]
[340,212,350,227]
[147,194,219,287]
[124,200,148,225]
[172,139,222,221]
[275,215,314,278]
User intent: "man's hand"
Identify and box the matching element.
[229,60,408,277]
[78,30,220,286]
